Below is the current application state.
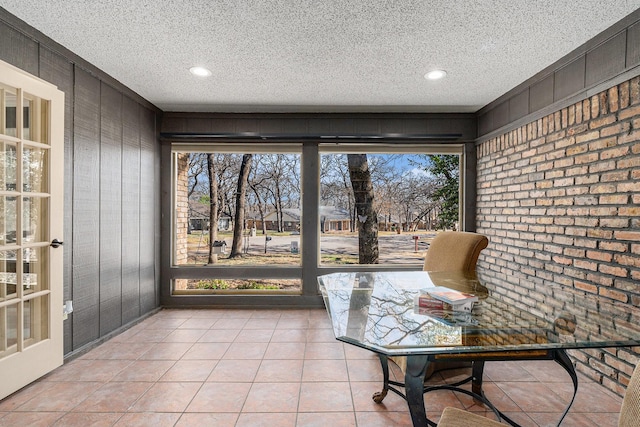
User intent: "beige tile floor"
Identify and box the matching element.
[0,308,623,426]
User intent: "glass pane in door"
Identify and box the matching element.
[23,196,47,243]
[0,249,17,302]
[23,247,46,294]
[0,196,17,245]
[23,147,47,193]
[22,93,48,144]
[0,143,17,192]
[3,88,17,138]
[23,296,49,347]
[0,303,18,356]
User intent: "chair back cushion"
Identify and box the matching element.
[619,362,640,427]
[423,231,488,274]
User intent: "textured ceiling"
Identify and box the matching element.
[2,1,640,113]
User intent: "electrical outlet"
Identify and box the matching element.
[63,300,73,320]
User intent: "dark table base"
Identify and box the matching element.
[373,349,578,427]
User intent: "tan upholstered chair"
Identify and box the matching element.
[620,361,640,427]
[391,231,489,377]
[422,231,489,274]
[438,361,640,427]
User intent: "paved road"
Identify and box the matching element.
[246,232,436,264]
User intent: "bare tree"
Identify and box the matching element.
[229,154,253,258]
[187,153,207,198]
[321,154,355,230]
[215,153,242,227]
[264,155,285,232]
[259,154,300,232]
[206,154,219,264]
[371,159,404,231]
[248,156,269,235]
[347,154,379,264]
[247,154,301,234]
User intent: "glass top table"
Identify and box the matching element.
[318,270,640,427]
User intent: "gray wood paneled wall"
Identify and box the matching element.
[160,112,477,141]
[478,9,640,139]
[0,11,162,355]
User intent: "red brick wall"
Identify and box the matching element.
[175,153,189,289]
[476,76,640,396]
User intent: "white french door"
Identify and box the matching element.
[0,59,64,399]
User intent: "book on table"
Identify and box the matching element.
[415,286,478,313]
[414,306,479,326]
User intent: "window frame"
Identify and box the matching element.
[162,140,467,307]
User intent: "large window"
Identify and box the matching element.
[170,143,464,295]
[319,151,461,265]
[172,146,303,293]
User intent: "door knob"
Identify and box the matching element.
[50,239,63,248]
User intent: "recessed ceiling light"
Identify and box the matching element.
[189,66,212,77]
[424,69,447,80]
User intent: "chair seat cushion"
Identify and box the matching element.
[438,407,503,427]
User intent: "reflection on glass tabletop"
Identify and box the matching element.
[317,271,640,356]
